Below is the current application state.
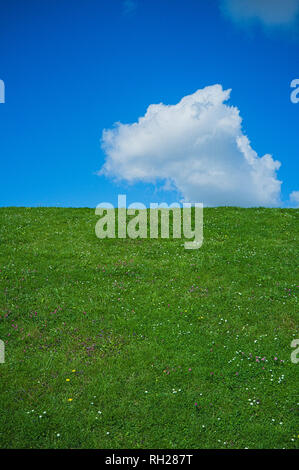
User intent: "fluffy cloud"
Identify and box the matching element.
[221,0,299,27]
[100,85,282,207]
[289,190,299,207]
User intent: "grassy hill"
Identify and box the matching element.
[0,207,298,449]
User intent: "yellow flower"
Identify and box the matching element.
[72,369,76,373]
[68,398,73,402]
[66,378,70,382]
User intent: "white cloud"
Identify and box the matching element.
[289,190,299,207]
[100,84,282,207]
[221,0,299,27]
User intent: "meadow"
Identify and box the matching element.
[0,206,298,449]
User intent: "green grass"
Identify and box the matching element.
[0,206,298,449]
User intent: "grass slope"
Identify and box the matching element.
[0,207,298,449]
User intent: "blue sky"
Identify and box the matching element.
[0,0,298,207]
